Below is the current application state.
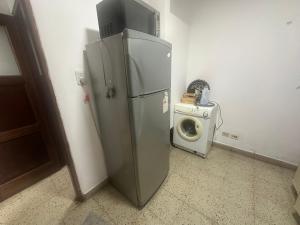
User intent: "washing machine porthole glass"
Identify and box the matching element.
[177,116,204,142]
[181,119,197,137]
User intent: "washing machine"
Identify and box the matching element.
[173,103,218,158]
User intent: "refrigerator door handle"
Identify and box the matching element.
[136,97,145,139]
[106,80,116,99]
[99,43,109,86]
[100,43,116,99]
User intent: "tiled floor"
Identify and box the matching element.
[0,146,298,225]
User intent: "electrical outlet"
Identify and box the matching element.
[75,70,86,86]
[222,132,230,138]
[230,134,239,140]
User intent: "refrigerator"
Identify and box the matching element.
[86,29,171,208]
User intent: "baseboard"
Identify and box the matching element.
[75,178,109,201]
[213,142,297,171]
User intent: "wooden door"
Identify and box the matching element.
[0,12,65,201]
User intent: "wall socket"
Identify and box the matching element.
[75,70,86,86]
[230,134,239,140]
[222,131,239,140]
[222,132,230,138]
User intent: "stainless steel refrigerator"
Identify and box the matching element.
[86,29,171,208]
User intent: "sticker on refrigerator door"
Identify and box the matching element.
[163,92,169,114]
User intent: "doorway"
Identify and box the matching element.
[0,2,71,202]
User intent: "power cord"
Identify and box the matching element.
[209,101,223,130]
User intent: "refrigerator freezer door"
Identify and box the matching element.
[124,31,171,97]
[129,90,170,206]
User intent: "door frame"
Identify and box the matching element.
[0,0,83,201]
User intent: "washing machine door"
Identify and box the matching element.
[177,116,203,142]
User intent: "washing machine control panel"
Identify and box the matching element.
[175,103,213,118]
[192,107,209,118]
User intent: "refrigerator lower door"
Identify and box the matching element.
[129,90,170,206]
[124,30,172,97]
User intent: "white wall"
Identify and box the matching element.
[6,0,15,13]
[0,26,20,75]
[0,1,11,15]
[29,0,107,194]
[143,1,191,127]
[166,0,190,126]
[0,0,15,15]
[186,0,300,165]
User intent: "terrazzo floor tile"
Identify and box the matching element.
[16,176,58,206]
[63,198,113,225]
[161,172,193,201]
[254,191,297,225]
[225,154,255,183]
[92,185,141,225]
[220,188,255,225]
[172,202,214,225]
[254,217,272,225]
[255,177,295,207]
[254,159,288,187]
[20,195,73,225]
[0,178,60,224]
[0,193,26,225]
[185,174,224,222]
[169,147,189,174]
[121,208,164,225]
[147,189,183,225]
[282,167,297,186]
[200,151,232,178]
[0,147,297,225]
[206,147,233,166]
[51,167,73,193]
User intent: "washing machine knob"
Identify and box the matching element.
[203,111,209,118]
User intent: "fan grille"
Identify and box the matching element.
[187,80,210,94]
